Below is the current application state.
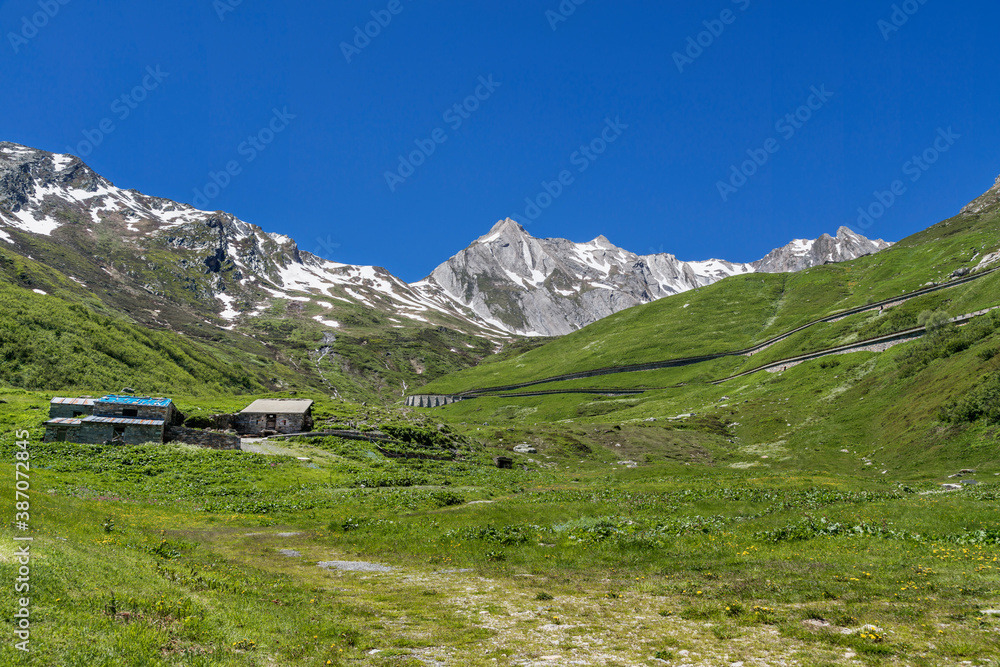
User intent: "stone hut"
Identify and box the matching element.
[45,416,167,445]
[93,395,182,425]
[235,399,314,435]
[48,397,96,419]
[43,395,183,446]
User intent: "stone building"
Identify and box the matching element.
[45,415,166,445]
[93,395,181,424]
[48,396,96,419]
[43,394,187,446]
[235,399,314,435]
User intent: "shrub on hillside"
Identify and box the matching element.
[940,373,1000,425]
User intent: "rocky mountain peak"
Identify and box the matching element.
[478,218,527,242]
[589,234,615,249]
[961,175,1000,216]
[419,221,892,336]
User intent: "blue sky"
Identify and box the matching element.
[2,1,997,281]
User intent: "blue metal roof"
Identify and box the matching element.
[97,395,172,407]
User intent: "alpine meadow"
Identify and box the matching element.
[3,3,1000,667]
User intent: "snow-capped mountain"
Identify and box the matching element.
[750,227,891,274]
[415,219,890,336]
[0,141,889,341]
[0,142,503,336]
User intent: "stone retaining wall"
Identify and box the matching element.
[166,426,241,450]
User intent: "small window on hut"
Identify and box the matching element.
[123,408,138,417]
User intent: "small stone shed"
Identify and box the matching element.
[48,397,96,419]
[44,394,185,446]
[235,399,314,435]
[93,395,181,424]
[45,415,166,445]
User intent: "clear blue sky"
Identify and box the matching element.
[3,1,997,281]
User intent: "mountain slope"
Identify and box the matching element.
[418,176,1000,394]
[0,142,502,400]
[415,219,890,336]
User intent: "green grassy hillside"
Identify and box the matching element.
[0,242,494,402]
[418,209,1000,395]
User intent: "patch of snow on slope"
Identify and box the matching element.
[3,208,61,235]
[32,289,47,295]
[312,315,340,328]
[217,293,239,321]
[277,261,337,292]
[788,239,814,255]
[51,154,74,171]
[0,229,11,243]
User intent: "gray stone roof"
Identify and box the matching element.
[240,399,314,415]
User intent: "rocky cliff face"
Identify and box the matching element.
[961,175,1000,216]
[415,219,891,336]
[751,227,890,274]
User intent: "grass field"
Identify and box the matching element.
[2,379,999,666]
[2,204,1000,665]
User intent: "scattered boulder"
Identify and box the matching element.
[513,444,537,454]
[950,267,971,278]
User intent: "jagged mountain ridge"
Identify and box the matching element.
[415,220,891,336]
[1,141,889,342]
[0,142,502,337]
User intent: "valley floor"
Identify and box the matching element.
[1,426,998,667]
